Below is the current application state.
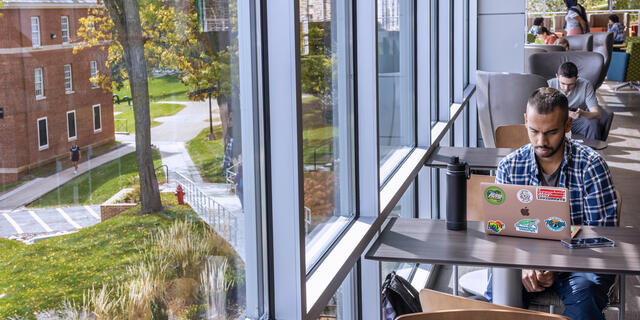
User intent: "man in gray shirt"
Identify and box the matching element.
[547,62,603,140]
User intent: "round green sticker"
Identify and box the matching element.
[484,186,505,205]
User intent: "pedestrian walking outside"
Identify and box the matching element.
[70,143,81,174]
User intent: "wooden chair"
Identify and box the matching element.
[495,124,529,149]
[397,309,569,320]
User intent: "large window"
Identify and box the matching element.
[299,0,356,269]
[89,61,98,88]
[64,64,73,93]
[377,0,416,182]
[37,117,48,149]
[31,17,41,47]
[92,104,101,132]
[34,68,44,98]
[61,16,70,44]
[67,110,77,141]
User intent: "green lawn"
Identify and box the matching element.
[0,197,203,319]
[186,126,226,183]
[27,149,164,208]
[301,97,334,165]
[114,103,185,133]
[112,74,191,106]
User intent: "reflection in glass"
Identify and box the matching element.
[316,269,356,320]
[378,0,416,181]
[299,0,356,269]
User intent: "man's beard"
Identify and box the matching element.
[534,139,564,158]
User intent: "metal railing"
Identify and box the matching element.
[225,162,239,191]
[172,170,239,250]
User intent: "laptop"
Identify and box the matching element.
[481,183,574,240]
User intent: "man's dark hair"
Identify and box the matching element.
[533,17,544,26]
[557,61,579,78]
[528,87,569,122]
[609,14,619,23]
[537,27,551,35]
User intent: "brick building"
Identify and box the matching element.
[0,0,114,185]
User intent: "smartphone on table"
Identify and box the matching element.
[561,237,615,248]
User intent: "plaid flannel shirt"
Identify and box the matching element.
[496,138,618,226]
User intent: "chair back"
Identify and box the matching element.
[397,309,569,320]
[591,32,614,88]
[467,174,496,222]
[524,45,566,73]
[495,124,529,149]
[565,34,593,51]
[625,38,640,82]
[476,71,547,147]
[528,51,604,89]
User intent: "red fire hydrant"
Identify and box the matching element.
[175,184,185,205]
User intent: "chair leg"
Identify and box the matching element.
[614,82,632,91]
[619,274,625,320]
[452,265,459,296]
[550,304,555,314]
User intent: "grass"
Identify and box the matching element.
[0,196,206,319]
[186,126,226,183]
[27,149,164,208]
[114,103,185,133]
[301,97,334,165]
[112,74,190,106]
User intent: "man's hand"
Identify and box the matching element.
[522,269,554,292]
[569,110,581,119]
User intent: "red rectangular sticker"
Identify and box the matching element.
[536,187,567,202]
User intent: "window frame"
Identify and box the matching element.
[92,104,102,133]
[31,17,41,47]
[89,61,99,88]
[61,16,70,44]
[34,68,44,99]
[64,64,73,93]
[67,110,77,141]
[37,117,48,150]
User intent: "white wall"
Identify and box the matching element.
[477,0,525,73]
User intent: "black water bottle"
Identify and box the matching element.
[446,156,468,230]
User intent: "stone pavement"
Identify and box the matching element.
[0,144,135,210]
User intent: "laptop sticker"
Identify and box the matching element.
[487,220,505,233]
[517,189,533,203]
[514,219,539,233]
[545,217,567,232]
[484,186,505,205]
[536,187,567,202]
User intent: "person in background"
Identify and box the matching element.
[554,37,571,51]
[529,17,545,39]
[70,143,80,174]
[608,14,625,44]
[537,27,559,45]
[564,0,589,35]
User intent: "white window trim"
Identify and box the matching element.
[34,68,45,100]
[67,110,77,141]
[61,16,70,44]
[37,117,48,150]
[92,104,102,133]
[64,64,74,94]
[89,60,99,89]
[31,17,41,48]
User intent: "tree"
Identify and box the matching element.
[87,0,163,213]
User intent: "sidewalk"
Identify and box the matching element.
[0,144,135,210]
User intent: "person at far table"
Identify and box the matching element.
[529,17,545,39]
[537,27,558,45]
[607,14,625,44]
[484,87,618,320]
[548,61,604,140]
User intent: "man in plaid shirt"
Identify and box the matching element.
[485,87,617,320]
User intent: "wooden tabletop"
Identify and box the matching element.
[424,146,515,170]
[366,218,640,275]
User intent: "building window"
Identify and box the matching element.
[61,16,70,44]
[31,17,41,47]
[67,110,77,141]
[64,64,73,93]
[37,117,48,150]
[34,68,44,99]
[90,61,98,88]
[88,15,95,38]
[93,104,102,132]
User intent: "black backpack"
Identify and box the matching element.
[381,272,422,319]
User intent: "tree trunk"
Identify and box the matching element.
[217,94,233,146]
[105,0,162,214]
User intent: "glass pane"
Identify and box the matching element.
[378,0,415,181]
[316,269,356,320]
[381,184,415,281]
[0,1,262,318]
[300,0,356,269]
